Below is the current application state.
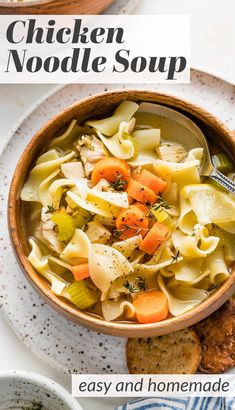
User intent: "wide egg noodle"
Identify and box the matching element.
[88,188,129,209]
[101,299,135,321]
[89,243,133,299]
[182,184,235,225]
[172,224,220,258]
[66,185,128,218]
[60,229,91,261]
[112,235,142,259]
[36,149,59,165]
[49,178,74,209]
[158,274,208,316]
[21,151,76,202]
[206,247,230,285]
[168,258,206,282]
[128,128,161,165]
[97,126,134,160]
[133,246,183,276]
[86,100,139,137]
[49,119,81,149]
[38,168,61,207]
[178,196,198,235]
[66,191,117,218]
[28,238,67,295]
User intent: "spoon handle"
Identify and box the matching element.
[209,168,235,195]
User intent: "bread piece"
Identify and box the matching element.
[126,328,201,374]
[195,300,235,373]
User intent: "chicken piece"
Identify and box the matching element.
[35,207,64,254]
[93,178,110,192]
[93,214,116,227]
[157,142,187,163]
[61,161,85,179]
[131,166,142,180]
[77,135,109,177]
[84,221,111,244]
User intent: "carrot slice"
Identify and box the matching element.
[91,157,131,185]
[116,203,149,239]
[127,179,156,205]
[137,169,167,195]
[71,263,90,281]
[139,221,169,255]
[133,290,169,324]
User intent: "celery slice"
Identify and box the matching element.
[151,205,176,230]
[51,212,76,241]
[212,152,233,174]
[63,281,98,310]
[151,206,168,223]
[164,216,177,231]
[73,208,91,229]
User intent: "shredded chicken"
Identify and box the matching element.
[157,142,187,163]
[35,207,64,254]
[131,165,142,180]
[77,135,109,177]
[84,221,111,244]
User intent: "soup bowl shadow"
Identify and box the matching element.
[8,89,235,337]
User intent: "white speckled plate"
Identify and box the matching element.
[0,70,234,376]
[104,0,140,15]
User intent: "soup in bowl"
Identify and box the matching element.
[8,90,235,337]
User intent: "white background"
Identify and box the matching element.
[0,1,234,410]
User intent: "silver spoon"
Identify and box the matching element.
[137,102,235,195]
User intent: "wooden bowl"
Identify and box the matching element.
[8,89,235,337]
[0,0,114,15]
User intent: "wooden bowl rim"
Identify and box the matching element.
[8,88,235,337]
[0,0,57,7]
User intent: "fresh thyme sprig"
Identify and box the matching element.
[152,196,171,210]
[123,281,138,293]
[113,224,149,239]
[45,205,56,214]
[123,277,147,293]
[110,175,127,191]
[171,250,181,264]
[135,276,148,291]
[113,229,123,239]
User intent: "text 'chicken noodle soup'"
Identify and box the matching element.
[20,101,235,324]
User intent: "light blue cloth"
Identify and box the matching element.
[115,397,235,410]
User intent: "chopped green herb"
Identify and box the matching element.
[110,175,127,191]
[113,224,149,239]
[152,196,171,210]
[135,276,147,291]
[123,280,138,293]
[113,229,122,239]
[171,250,181,264]
[45,205,56,214]
[22,401,43,410]
[212,152,233,174]
[123,277,147,293]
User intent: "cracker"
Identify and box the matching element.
[126,328,201,374]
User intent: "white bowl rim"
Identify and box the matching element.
[0,370,83,410]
